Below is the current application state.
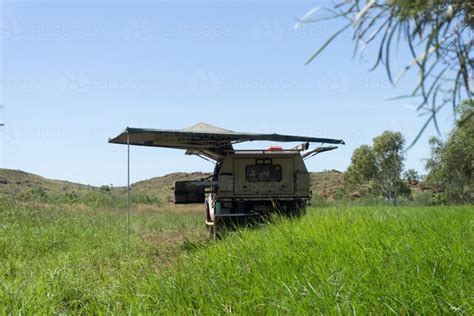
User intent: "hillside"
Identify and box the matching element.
[0,169,345,202]
[0,169,94,199]
[310,169,344,200]
[130,172,212,202]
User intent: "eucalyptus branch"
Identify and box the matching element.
[300,0,473,145]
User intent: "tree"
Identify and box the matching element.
[343,131,409,203]
[372,131,407,203]
[425,100,473,202]
[297,1,473,145]
[404,169,420,185]
[344,145,376,190]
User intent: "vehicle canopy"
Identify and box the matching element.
[109,122,345,161]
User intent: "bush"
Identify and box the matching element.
[131,193,161,205]
[82,191,121,208]
[64,191,79,204]
[425,100,473,203]
[20,187,49,202]
[100,185,112,192]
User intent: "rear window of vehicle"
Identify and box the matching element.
[246,165,282,182]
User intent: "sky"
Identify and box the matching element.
[1,1,456,186]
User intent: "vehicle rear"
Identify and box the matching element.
[214,151,311,218]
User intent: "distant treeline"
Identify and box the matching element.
[335,100,473,205]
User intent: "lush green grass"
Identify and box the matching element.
[160,206,473,314]
[0,199,206,314]
[1,199,472,314]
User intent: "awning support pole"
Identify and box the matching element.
[127,131,131,247]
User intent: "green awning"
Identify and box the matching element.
[109,122,345,160]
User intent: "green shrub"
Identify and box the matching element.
[100,185,112,192]
[80,191,116,208]
[131,193,161,205]
[64,191,79,204]
[19,187,49,202]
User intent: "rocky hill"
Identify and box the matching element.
[0,169,93,199]
[0,168,345,202]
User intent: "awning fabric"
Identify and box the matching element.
[109,122,345,160]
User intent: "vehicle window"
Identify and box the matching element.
[246,165,282,182]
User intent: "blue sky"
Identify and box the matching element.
[1,1,455,186]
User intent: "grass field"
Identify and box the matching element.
[1,199,472,314]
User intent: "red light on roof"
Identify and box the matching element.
[267,145,283,151]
